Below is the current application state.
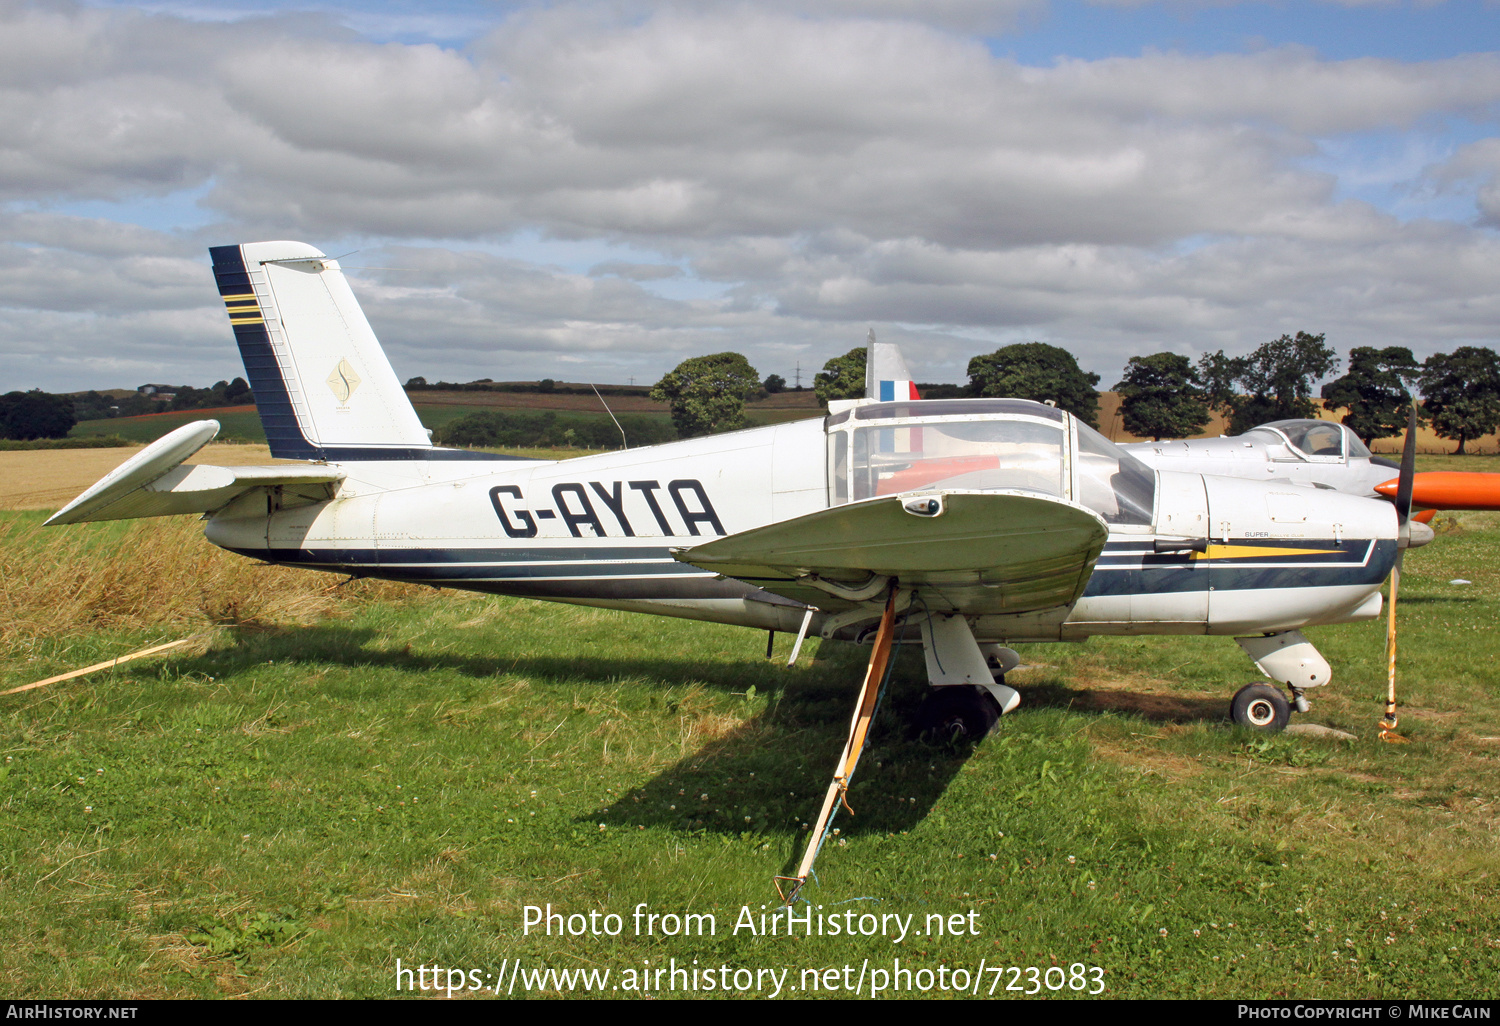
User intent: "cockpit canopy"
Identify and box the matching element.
[1245,419,1372,462]
[825,398,1156,526]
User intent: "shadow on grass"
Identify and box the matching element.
[151,624,1182,875]
[173,625,987,871]
[589,648,990,880]
[1018,680,1227,725]
[189,622,833,695]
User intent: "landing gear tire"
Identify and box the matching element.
[917,686,1000,740]
[1230,683,1291,733]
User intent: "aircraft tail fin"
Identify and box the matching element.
[863,329,919,401]
[209,241,434,461]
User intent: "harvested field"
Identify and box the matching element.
[0,443,288,511]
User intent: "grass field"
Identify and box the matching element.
[2,459,1499,999]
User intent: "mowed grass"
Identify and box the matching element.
[3,487,1500,998]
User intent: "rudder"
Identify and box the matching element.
[209,241,433,461]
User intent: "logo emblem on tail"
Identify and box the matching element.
[327,358,361,404]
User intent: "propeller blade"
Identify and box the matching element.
[1396,404,1417,527]
[1374,472,1500,511]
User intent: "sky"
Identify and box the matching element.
[2,0,1498,393]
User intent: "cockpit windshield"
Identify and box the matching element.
[1074,421,1156,525]
[826,398,1156,526]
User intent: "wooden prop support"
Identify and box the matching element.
[3,636,202,696]
[1379,564,1408,743]
[1380,407,1416,745]
[776,587,898,905]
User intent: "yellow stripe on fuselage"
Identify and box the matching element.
[1193,544,1345,561]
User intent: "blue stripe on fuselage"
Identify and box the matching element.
[223,537,1394,598]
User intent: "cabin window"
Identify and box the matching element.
[845,418,1066,501]
[829,430,849,505]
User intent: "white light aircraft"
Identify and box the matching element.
[48,241,1432,898]
[1120,416,1500,523]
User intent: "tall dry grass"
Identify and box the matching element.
[0,515,428,647]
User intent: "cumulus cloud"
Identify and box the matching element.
[2,0,1499,393]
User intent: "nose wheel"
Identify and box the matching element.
[1230,683,1291,732]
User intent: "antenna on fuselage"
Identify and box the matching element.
[590,382,629,449]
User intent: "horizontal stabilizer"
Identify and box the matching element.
[46,420,343,525]
[673,490,1107,615]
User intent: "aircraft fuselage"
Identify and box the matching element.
[205,413,1397,644]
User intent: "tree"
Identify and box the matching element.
[762,373,786,394]
[1199,331,1338,435]
[1319,347,1420,446]
[1114,353,1210,440]
[966,342,1100,427]
[0,390,76,440]
[1419,347,1500,455]
[224,376,252,403]
[650,352,761,438]
[813,347,866,409]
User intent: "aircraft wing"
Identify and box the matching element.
[45,419,344,526]
[672,490,1108,615]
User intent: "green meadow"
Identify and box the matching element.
[2,457,1499,999]
[68,399,814,451]
[71,408,270,445]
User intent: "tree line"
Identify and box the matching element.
[10,339,1497,452]
[651,336,1500,454]
[1119,336,1500,454]
[0,379,255,441]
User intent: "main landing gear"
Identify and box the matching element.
[916,685,1001,740]
[915,614,1021,741]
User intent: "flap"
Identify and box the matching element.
[674,490,1108,615]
